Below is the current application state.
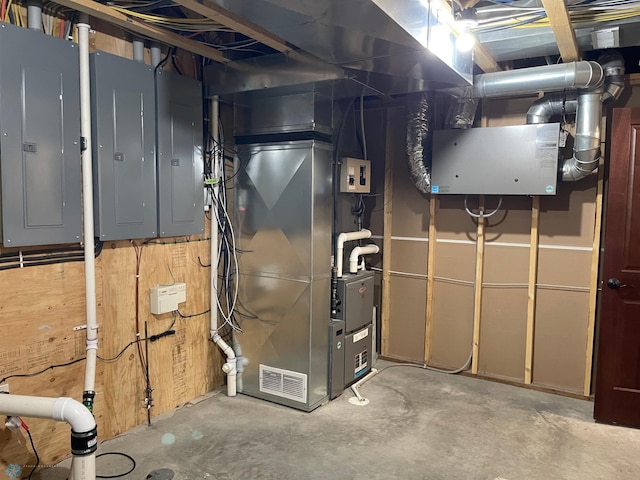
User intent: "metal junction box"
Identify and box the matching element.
[91,51,157,240]
[431,123,561,195]
[156,70,204,237]
[0,23,82,247]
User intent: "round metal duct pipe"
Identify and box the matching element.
[473,61,604,98]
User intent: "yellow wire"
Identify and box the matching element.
[5,0,13,22]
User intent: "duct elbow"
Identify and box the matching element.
[526,93,577,124]
[599,52,626,104]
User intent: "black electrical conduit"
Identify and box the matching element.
[331,99,357,316]
[0,239,103,271]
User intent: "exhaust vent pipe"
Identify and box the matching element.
[473,61,604,98]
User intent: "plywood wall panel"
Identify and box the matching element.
[478,289,528,382]
[484,196,533,245]
[429,281,474,368]
[390,239,428,276]
[539,179,597,247]
[537,249,592,288]
[532,289,590,393]
[386,276,426,362]
[0,260,106,468]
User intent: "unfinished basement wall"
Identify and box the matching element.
[0,22,223,472]
[381,82,640,397]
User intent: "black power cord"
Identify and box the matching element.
[25,428,39,480]
[96,452,136,479]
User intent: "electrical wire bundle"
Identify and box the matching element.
[205,105,243,343]
[473,0,640,33]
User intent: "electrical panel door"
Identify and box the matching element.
[156,70,204,237]
[0,23,82,247]
[91,51,157,240]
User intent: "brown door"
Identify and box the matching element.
[594,107,640,427]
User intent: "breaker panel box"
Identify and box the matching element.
[91,51,157,240]
[340,157,371,194]
[156,70,204,237]
[0,23,82,247]
[431,123,560,195]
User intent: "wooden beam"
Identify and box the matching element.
[474,42,502,73]
[471,195,485,374]
[584,154,605,396]
[173,0,298,58]
[381,109,394,357]
[424,195,437,365]
[525,196,540,384]
[461,0,482,8]
[52,0,229,63]
[541,0,580,62]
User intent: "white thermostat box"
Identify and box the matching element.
[150,283,186,314]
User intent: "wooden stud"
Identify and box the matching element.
[52,0,229,63]
[541,0,580,62]
[424,195,437,365]
[471,195,485,374]
[381,109,394,357]
[525,196,540,384]
[584,155,605,396]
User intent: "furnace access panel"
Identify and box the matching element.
[0,23,82,246]
[91,51,157,240]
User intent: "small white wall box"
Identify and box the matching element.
[150,283,186,314]
[340,157,371,194]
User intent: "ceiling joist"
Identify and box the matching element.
[474,42,501,73]
[173,0,298,57]
[53,0,230,63]
[540,0,580,62]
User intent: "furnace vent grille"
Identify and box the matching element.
[259,364,307,403]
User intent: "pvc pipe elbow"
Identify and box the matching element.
[53,397,96,434]
[349,244,379,273]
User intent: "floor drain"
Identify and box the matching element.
[146,468,175,479]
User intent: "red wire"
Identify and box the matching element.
[19,418,29,431]
[1,0,7,23]
[59,19,65,38]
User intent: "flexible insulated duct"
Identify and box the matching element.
[406,92,433,194]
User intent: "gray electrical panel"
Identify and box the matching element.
[431,123,561,195]
[156,70,204,237]
[91,51,156,240]
[0,23,81,247]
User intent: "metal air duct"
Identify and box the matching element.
[473,61,604,98]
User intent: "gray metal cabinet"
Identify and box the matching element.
[90,51,157,240]
[156,70,204,237]
[0,23,82,247]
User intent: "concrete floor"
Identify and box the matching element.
[47,361,640,479]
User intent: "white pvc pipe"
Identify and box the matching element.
[132,38,145,63]
[150,43,162,68]
[78,20,99,412]
[0,395,97,480]
[349,244,379,274]
[336,229,371,278]
[27,0,42,31]
[210,97,237,397]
